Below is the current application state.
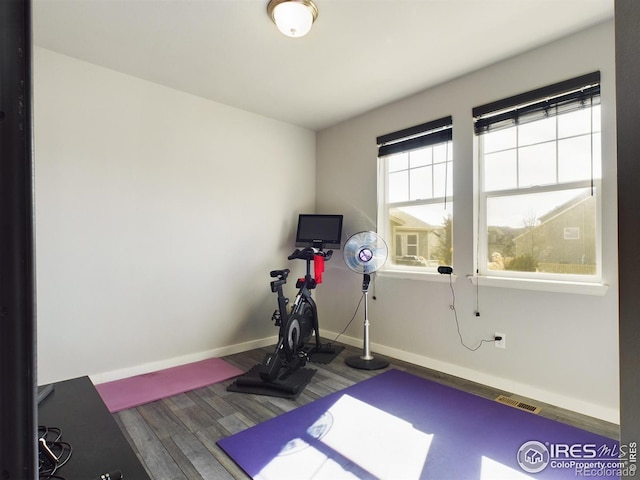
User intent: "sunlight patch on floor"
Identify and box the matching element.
[255,437,360,480]
[481,455,534,480]
[256,393,433,479]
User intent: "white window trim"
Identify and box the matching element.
[475,115,603,287]
[379,269,458,283]
[377,158,453,276]
[467,274,608,296]
[378,150,453,275]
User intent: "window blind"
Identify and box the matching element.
[473,72,600,135]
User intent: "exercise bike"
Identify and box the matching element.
[259,246,335,382]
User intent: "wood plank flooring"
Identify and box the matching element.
[112,342,619,480]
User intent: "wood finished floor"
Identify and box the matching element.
[113,342,619,480]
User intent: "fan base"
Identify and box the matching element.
[345,355,389,370]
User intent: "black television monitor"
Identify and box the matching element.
[295,214,344,250]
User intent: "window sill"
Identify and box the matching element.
[467,275,609,296]
[378,268,457,283]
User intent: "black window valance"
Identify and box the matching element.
[377,116,453,157]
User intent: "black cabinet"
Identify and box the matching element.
[38,376,150,479]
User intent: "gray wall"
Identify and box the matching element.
[316,21,618,422]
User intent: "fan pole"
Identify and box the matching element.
[345,274,389,370]
[362,289,372,360]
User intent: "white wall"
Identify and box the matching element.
[316,21,619,422]
[34,48,316,384]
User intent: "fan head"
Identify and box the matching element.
[343,231,388,274]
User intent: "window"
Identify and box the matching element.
[473,72,601,281]
[377,116,453,272]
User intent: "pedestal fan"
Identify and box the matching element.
[343,231,389,370]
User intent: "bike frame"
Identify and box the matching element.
[260,247,328,381]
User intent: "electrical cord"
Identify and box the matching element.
[38,426,72,480]
[446,273,495,351]
[335,271,495,351]
[333,292,364,343]
[39,442,72,479]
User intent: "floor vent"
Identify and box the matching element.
[495,395,541,414]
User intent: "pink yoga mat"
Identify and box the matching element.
[95,357,244,413]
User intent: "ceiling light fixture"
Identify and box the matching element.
[267,0,318,38]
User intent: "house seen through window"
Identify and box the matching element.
[377,116,453,271]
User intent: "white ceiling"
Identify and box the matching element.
[32,0,613,131]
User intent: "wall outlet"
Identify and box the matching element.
[495,332,506,349]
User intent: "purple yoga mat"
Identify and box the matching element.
[95,357,243,413]
[219,369,622,480]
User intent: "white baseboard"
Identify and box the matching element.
[91,332,619,425]
[90,335,278,385]
[325,331,620,425]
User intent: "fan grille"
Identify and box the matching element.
[343,231,388,274]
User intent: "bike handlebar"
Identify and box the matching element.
[270,268,290,279]
[287,247,333,261]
